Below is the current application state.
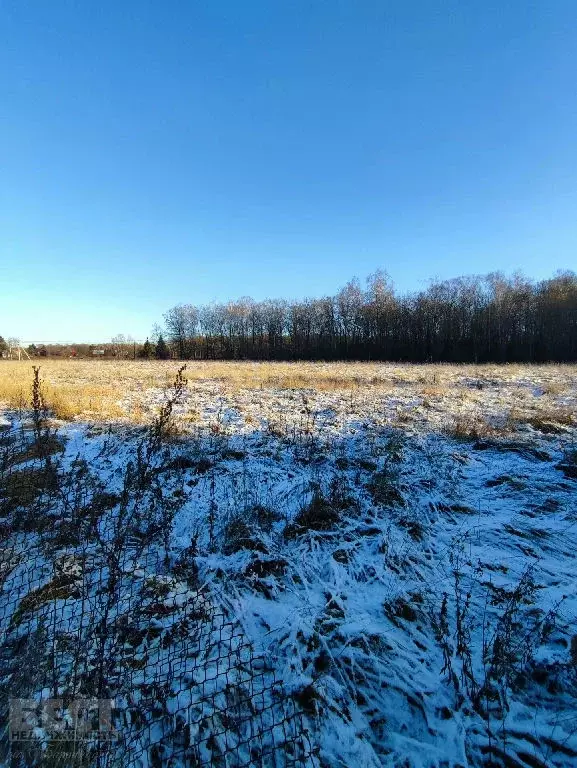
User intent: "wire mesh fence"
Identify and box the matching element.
[1,536,311,767]
[0,405,313,768]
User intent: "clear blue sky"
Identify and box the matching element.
[1,1,576,342]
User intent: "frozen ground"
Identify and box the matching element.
[1,364,576,767]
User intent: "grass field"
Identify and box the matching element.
[0,359,576,435]
[1,359,576,765]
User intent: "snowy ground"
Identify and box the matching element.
[1,364,576,767]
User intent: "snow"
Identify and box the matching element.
[1,365,576,766]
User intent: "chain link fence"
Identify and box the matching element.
[0,398,313,768]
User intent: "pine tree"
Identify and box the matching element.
[139,338,153,359]
[155,334,170,360]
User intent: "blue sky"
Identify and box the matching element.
[1,1,576,342]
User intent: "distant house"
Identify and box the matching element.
[92,349,105,356]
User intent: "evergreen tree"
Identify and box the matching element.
[155,334,170,360]
[139,338,153,359]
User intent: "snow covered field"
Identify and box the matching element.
[1,362,576,767]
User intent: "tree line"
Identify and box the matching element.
[4,270,575,363]
[156,270,577,363]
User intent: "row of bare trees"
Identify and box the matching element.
[161,270,577,362]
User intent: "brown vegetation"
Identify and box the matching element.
[0,360,575,434]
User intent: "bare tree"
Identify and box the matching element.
[157,270,577,363]
[164,304,199,358]
[111,334,128,358]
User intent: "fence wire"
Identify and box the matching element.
[0,418,313,768]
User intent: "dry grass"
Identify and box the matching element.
[0,368,125,420]
[0,360,400,421]
[508,406,576,432]
[420,384,449,398]
[0,359,575,428]
[447,416,496,441]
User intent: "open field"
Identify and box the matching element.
[1,361,576,766]
[0,359,576,434]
